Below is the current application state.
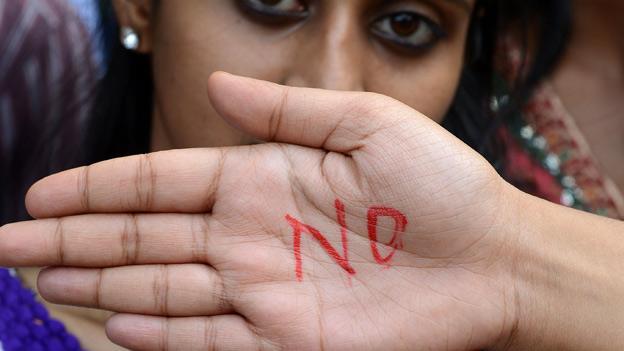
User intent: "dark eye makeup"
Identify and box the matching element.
[237,0,447,53]
[370,11,447,53]
[237,0,309,23]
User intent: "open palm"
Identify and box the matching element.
[0,73,518,350]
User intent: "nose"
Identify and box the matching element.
[284,6,366,91]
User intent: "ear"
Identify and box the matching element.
[112,0,155,53]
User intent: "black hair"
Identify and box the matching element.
[84,1,153,163]
[83,44,153,162]
[442,0,571,171]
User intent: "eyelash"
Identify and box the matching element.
[370,12,447,53]
[237,0,446,53]
[237,0,309,23]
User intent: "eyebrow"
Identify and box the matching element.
[438,0,472,13]
[385,0,473,14]
[376,0,473,16]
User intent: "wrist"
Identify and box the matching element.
[484,182,526,350]
[494,185,624,350]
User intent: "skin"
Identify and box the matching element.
[143,0,474,149]
[22,0,477,349]
[8,0,624,350]
[6,74,518,350]
[2,74,624,351]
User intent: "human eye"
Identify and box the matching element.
[370,12,446,53]
[238,0,309,22]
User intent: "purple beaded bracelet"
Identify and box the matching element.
[0,268,83,351]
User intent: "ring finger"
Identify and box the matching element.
[37,264,233,317]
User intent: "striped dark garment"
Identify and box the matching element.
[0,0,97,225]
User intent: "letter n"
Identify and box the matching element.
[286,200,355,281]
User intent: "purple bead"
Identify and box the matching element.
[47,319,66,334]
[63,334,81,350]
[0,268,83,350]
[47,337,65,351]
[19,288,35,301]
[16,305,34,322]
[2,308,16,322]
[31,324,49,339]
[27,341,46,351]
[0,306,9,318]
[13,324,30,338]
[3,337,23,349]
[5,291,18,305]
[32,303,49,319]
[7,277,21,289]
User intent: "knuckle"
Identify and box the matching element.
[203,265,229,313]
[121,214,141,265]
[93,268,104,308]
[268,88,290,142]
[135,154,156,210]
[204,318,218,351]
[54,219,66,264]
[160,318,170,351]
[153,265,170,316]
[191,214,210,263]
[78,166,91,212]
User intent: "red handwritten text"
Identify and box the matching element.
[286,199,408,281]
[367,207,407,266]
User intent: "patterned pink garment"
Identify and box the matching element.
[500,41,624,220]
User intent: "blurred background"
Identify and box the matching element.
[0,0,114,225]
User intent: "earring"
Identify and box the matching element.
[121,26,140,51]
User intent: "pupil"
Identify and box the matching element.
[390,14,420,37]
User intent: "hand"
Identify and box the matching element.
[0,72,519,350]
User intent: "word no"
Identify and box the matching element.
[285,199,407,281]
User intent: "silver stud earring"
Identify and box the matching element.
[121,26,140,51]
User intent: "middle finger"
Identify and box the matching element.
[0,213,218,268]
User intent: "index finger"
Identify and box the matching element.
[26,148,225,218]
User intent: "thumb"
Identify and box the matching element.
[207,71,421,153]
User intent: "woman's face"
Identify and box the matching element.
[117,0,476,150]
